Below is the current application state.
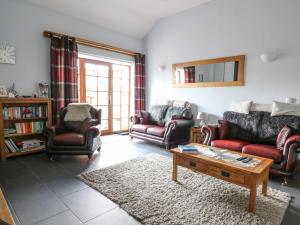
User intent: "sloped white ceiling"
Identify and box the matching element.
[17,0,211,39]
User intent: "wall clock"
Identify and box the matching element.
[0,45,16,64]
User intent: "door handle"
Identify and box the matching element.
[109,94,112,105]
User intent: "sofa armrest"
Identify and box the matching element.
[166,119,194,130]
[282,135,300,172]
[86,124,101,138]
[44,125,65,137]
[201,125,219,145]
[130,115,141,124]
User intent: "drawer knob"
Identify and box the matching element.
[221,171,230,178]
[189,161,196,167]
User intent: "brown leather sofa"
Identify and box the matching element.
[44,106,102,159]
[130,101,194,149]
[202,111,300,181]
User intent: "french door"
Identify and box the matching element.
[79,58,131,135]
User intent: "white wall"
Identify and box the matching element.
[144,0,300,122]
[0,0,142,95]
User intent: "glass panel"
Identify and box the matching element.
[98,92,108,105]
[85,63,97,76]
[121,93,129,105]
[113,78,121,91]
[121,81,129,92]
[86,91,97,105]
[98,105,108,120]
[113,92,121,105]
[113,105,121,118]
[121,117,129,130]
[98,65,109,77]
[121,105,129,118]
[102,119,108,130]
[98,77,108,92]
[121,67,130,80]
[86,76,98,91]
[113,118,121,131]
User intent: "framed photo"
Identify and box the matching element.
[0,45,16,64]
[0,85,7,97]
[38,83,49,98]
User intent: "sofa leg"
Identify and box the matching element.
[97,146,101,152]
[88,154,93,160]
[165,145,170,150]
[49,154,54,161]
[130,136,133,141]
[282,177,288,186]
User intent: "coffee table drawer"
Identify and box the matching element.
[179,157,206,172]
[208,166,244,184]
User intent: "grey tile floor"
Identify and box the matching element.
[0,135,299,225]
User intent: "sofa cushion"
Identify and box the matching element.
[211,139,249,152]
[242,144,282,163]
[64,121,82,132]
[276,126,292,150]
[79,118,98,134]
[146,127,166,137]
[164,106,187,122]
[139,110,151,124]
[131,124,154,133]
[218,120,230,139]
[53,132,85,145]
[149,105,169,126]
[64,103,92,121]
[223,111,263,143]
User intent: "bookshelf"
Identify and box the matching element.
[0,98,52,161]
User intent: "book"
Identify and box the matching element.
[178,145,198,153]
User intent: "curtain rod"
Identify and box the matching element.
[43,30,139,57]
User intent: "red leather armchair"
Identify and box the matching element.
[44,106,102,160]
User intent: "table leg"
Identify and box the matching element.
[248,182,257,213]
[262,169,269,196]
[172,154,178,181]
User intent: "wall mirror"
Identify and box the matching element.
[172,55,245,87]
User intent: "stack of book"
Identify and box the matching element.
[4,128,17,135]
[3,105,48,119]
[15,122,45,134]
[178,145,199,153]
[4,138,42,153]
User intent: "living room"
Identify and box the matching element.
[0,0,299,225]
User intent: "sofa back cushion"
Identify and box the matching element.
[218,120,230,139]
[223,111,263,143]
[149,105,169,126]
[164,106,191,123]
[258,112,300,144]
[276,126,292,150]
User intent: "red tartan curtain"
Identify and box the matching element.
[50,36,78,124]
[134,54,146,114]
[184,66,195,83]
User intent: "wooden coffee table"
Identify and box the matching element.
[171,144,273,213]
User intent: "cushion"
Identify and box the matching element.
[64,103,92,121]
[271,101,300,116]
[228,101,252,114]
[155,99,173,106]
[164,106,187,123]
[250,103,272,112]
[276,126,292,150]
[139,110,151,124]
[146,127,166,137]
[218,120,230,139]
[149,105,169,126]
[53,132,85,145]
[131,124,155,133]
[211,139,250,152]
[242,144,282,163]
[64,121,82,132]
[79,118,98,134]
[172,100,190,108]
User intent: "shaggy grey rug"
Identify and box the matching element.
[78,154,291,225]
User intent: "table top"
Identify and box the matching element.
[172,143,273,175]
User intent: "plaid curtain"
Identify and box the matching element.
[184,66,196,83]
[134,54,146,114]
[50,35,78,124]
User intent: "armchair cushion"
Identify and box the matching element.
[79,118,98,134]
[276,125,292,150]
[211,139,249,152]
[218,120,230,140]
[53,132,85,146]
[146,127,166,137]
[242,144,282,163]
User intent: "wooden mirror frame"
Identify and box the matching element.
[172,55,245,88]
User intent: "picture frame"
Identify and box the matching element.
[38,83,49,98]
[0,85,8,97]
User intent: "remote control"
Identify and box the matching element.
[236,156,247,161]
[242,157,253,163]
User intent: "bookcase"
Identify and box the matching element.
[0,98,52,161]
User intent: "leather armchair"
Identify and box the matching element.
[44,106,102,159]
